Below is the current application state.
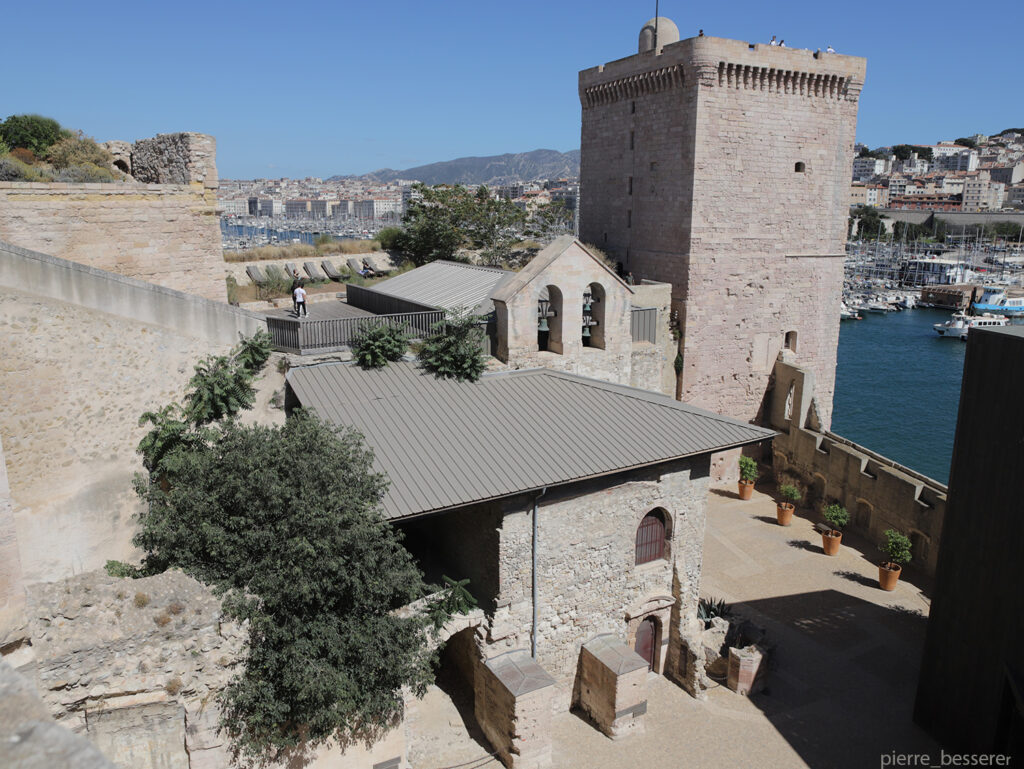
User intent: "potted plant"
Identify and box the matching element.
[879,529,912,591]
[821,503,849,555]
[776,484,801,526]
[738,456,758,500]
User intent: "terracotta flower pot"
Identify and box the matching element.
[738,480,754,500]
[822,530,842,555]
[776,502,794,526]
[878,563,902,591]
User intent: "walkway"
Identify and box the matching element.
[406,483,939,769]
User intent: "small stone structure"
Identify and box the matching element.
[475,650,556,769]
[574,635,649,739]
[770,356,947,575]
[579,26,867,438]
[727,646,767,696]
[0,133,223,300]
[491,236,675,396]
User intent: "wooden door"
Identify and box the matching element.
[635,617,656,671]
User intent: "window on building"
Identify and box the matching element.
[635,509,668,565]
[631,101,636,114]
[627,209,632,228]
[795,162,806,173]
[630,131,635,150]
[628,176,633,195]
[785,330,798,352]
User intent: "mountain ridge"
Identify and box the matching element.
[330,148,580,186]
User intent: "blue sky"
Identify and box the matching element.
[5,0,1020,178]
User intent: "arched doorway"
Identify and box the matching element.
[634,616,659,671]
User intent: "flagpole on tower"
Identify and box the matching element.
[654,0,659,50]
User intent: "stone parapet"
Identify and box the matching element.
[475,650,556,769]
[771,359,947,575]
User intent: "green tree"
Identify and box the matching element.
[954,137,977,149]
[132,411,439,764]
[525,199,574,241]
[892,144,933,162]
[376,226,405,251]
[0,114,65,155]
[400,183,525,266]
[419,311,488,382]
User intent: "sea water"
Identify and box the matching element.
[832,308,971,484]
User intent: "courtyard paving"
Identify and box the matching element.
[405,483,939,769]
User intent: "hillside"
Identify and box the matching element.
[332,148,580,186]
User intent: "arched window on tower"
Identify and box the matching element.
[537,285,563,354]
[635,509,669,565]
[784,330,798,353]
[583,282,606,349]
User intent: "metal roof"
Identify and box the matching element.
[286,361,775,520]
[366,260,514,314]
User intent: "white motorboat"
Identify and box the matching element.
[933,312,1008,341]
[840,302,861,321]
[971,287,1024,318]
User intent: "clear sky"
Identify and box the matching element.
[5,0,1020,179]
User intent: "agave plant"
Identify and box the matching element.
[698,597,731,627]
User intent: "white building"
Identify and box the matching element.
[852,156,892,181]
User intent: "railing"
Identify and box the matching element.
[267,310,444,354]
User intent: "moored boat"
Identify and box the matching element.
[933,312,1008,341]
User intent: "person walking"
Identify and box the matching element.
[293,284,307,318]
[289,270,302,314]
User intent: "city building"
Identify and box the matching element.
[578,20,865,438]
[852,155,892,180]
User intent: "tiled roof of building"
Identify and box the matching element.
[286,361,775,520]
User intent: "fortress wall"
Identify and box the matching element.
[0,242,264,644]
[770,360,946,576]
[0,133,224,301]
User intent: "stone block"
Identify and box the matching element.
[727,645,767,696]
[474,650,556,769]
[575,634,648,739]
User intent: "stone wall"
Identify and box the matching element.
[579,35,866,431]
[770,359,947,575]
[0,241,267,644]
[15,570,407,769]
[0,134,223,301]
[484,458,709,705]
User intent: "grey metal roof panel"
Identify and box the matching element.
[286,362,775,520]
[367,261,513,314]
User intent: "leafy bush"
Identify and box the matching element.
[0,114,65,155]
[9,147,36,165]
[881,529,912,568]
[0,137,8,156]
[233,329,273,374]
[738,455,759,482]
[698,597,731,626]
[419,312,487,382]
[0,156,44,181]
[426,576,478,628]
[822,503,850,532]
[52,162,120,183]
[105,559,142,578]
[377,226,405,251]
[778,484,801,503]
[352,323,410,369]
[46,133,113,170]
[132,411,441,763]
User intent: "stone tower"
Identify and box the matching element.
[578,25,865,429]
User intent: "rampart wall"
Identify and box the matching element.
[769,358,946,576]
[0,241,264,645]
[0,133,224,301]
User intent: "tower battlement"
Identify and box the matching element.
[580,36,865,108]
